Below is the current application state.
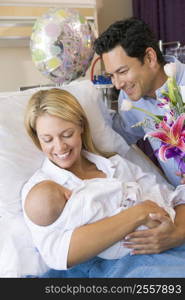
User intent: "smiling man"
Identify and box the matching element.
[94,17,185,187]
[93,17,185,256]
[102,44,166,100]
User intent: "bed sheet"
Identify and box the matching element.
[0,213,49,278]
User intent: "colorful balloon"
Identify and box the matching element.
[30,8,95,84]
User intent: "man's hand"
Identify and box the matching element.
[176,171,185,184]
[123,213,180,254]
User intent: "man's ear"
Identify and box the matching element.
[145,47,157,66]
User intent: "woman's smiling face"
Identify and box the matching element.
[36,113,83,170]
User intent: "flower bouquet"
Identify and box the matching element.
[121,63,185,174]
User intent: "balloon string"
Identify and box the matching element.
[90,56,101,81]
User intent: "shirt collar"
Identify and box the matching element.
[82,150,116,178]
[41,158,81,185]
[41,150,116,184]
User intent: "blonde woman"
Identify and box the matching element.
[22,88,185,278]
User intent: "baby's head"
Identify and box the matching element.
[25,180,72,226]
[39,180,72,213]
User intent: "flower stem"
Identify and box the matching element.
[132,106,162,123]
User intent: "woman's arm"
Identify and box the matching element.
[24,181,167,268]
[122,204,185,255]
[67,200,167,267]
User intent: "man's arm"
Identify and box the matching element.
[123,204,185,255]
[67,201,167,267]
[173,204,185,245]
[112,112,142,145]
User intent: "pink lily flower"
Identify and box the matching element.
[145,113,185,161]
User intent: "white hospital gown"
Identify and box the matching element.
[21,150,185,270]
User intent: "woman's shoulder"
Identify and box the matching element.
[109,153,136,174]
[109,153,126,163]
[84,150,124,164]
[21,168,50,201]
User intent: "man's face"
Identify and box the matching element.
[102,45,160,101]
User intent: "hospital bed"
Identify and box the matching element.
[0,79,168,277]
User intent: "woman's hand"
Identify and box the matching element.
[123,213,181,254]
[67,200,168,266]
[137,200,169,228]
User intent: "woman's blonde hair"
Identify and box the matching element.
[24,88,115,158]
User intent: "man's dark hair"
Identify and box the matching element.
[94,17,165,65]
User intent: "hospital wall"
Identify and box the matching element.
[0,0,132,92]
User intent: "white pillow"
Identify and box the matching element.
[62,80,130,155]
[0,80,129,215]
